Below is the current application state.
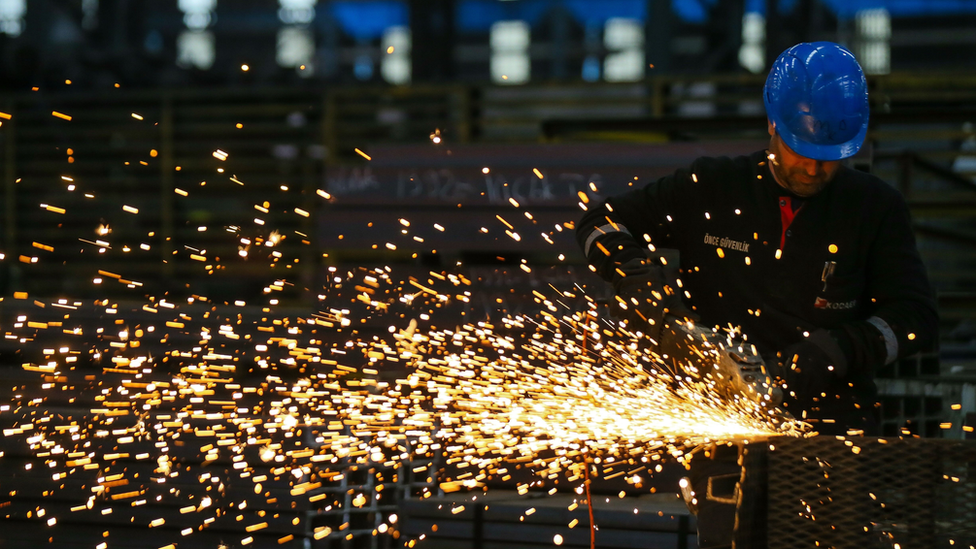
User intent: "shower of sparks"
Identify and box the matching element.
[0,124,810,548]
[0,272,804,545]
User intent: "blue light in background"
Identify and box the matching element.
[329,1,408,41]
[581,55,601,80]
[563,0,646,25]
[824,0,976,18]
[326,0,976,41]
[457,0,646,32]
[354,55,375,79]
[746,0,976,17]
[671,0,715,23]
[456,0,556,32]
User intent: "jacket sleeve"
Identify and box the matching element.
[576,163,699,282]
[846,191,939,370]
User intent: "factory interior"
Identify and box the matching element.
[1,1,976,548]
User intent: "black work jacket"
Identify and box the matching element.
[577,150,938,429]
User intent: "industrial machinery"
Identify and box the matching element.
[657,315,784,408]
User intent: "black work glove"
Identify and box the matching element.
[773,329,849,405]
[611,257,696,336]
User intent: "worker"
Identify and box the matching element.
[575,42,938,548]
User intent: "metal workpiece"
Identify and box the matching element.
[734,436,976,548]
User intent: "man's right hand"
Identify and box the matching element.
[611,257,696,334]
[772,329,850,405]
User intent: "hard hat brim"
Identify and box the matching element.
[773,115,868,162]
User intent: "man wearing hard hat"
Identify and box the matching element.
[577,42,938,547]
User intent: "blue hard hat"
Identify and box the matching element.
[763,42,869,161]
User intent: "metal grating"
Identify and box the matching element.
[765,436,976,549]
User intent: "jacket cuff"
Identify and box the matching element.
[583,223,632,257]
[866,316,899,365]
